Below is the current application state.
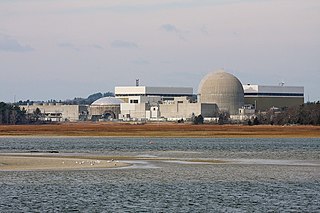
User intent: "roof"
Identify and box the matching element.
[115,86,193,96]
[91,97,124,106]
[198,70,244,95]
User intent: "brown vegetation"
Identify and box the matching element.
[0,122,319,138]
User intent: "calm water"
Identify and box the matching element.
[0,137,320,212]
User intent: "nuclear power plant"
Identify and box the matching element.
[20,69,304,122]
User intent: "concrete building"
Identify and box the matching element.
[243,84,304,111]
[159,97,218,121]
[115,86,194,101]
[89,97,124,121]
[20,103,87,122]
[198,70,244,115]
[115,86,196,120]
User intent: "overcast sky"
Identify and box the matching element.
[1,0,319,102]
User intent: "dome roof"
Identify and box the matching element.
[198,69,244,114]
[91,97,124,106]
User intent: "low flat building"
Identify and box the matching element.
[243,84,304,111]
[20,103,88,122]
[116,86,198,121]
[159,97,218,121]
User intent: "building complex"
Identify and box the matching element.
[19,69,304,122]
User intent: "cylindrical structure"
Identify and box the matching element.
[198,70,244,115]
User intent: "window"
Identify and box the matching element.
[130,100,139,103]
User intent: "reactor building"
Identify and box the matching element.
[198,70,244,115]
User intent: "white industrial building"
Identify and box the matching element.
[113,86,217,121]
[243,84,304,111]
[115,86,194,99]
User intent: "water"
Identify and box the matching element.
[0,137,319,212]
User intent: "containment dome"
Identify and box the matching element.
[198,70,244,115]
[91,97,124,106]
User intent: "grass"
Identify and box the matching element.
[0,122,319,138]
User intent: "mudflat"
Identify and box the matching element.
[0,123,319,137]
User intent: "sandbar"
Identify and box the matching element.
[0,155,129,171]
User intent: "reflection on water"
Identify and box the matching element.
[0,137,319,212]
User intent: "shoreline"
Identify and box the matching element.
[0,123,319,138]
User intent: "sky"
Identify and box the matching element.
[0,0,319,102]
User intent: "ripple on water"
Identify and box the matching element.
[0,137,319,212]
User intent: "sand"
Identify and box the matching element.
[0,155,129,171]
[0,123,319,137]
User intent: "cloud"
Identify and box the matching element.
[160,24,186,40]
[57,42,79,51]
[111,40,138,49]
[161,24,179,33]
[0,35,34,52]
[200,25,209,35]
[92,44,103,49]
[131,59,149,65]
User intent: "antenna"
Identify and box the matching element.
[136,79,140,87]
[279,81,285,86]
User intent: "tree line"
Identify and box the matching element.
[17,92,115,106]
[0,102,51,124]
[0,102,26,124]
[249,102,320,125]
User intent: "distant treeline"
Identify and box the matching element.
[249,101,320,126]
[17,92,114,106]
[65,92,114,105]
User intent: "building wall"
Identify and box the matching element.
[20,104,84,121]
[244,97,304,111]
[115,86,193,96]
[200,103,219,117]
[243,85,304,95]
[243,84,304,111]
[120,103,148,119]
[89,105,121,120]
[160,102,200,119]
[145,87,193,96]
[117,95,161,104]
[159,97,218,119]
